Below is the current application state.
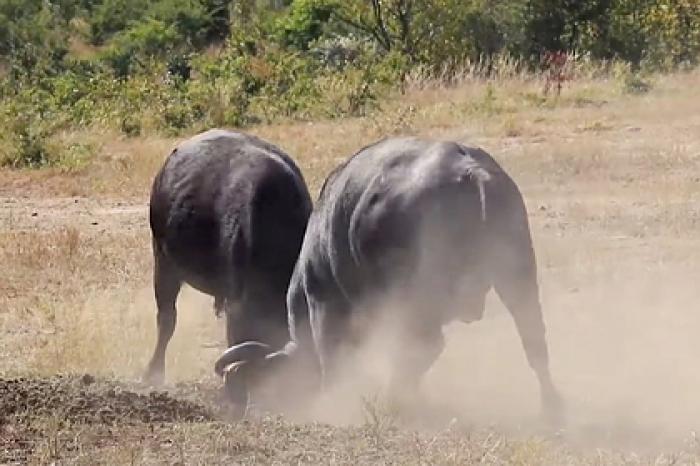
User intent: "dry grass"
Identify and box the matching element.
[22,417,700,465]
[2,68,700,463]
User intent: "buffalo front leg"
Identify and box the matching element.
[224,300,244,347]
[495,272,564,427]
[388,320,445,410]
[307,293,352,393]
[144,246,181,385]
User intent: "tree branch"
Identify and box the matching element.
[371,0,393,51]
[331,9,392,52]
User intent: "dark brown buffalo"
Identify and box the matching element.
[145,129,312,389]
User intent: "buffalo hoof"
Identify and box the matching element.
[142,367,165,387]
[221,362,250,419]
[541,391,566,430]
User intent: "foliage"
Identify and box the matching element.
[102,20,181,77]
[1,0,700,168]
[642,0,700,68]
[522,0,611,57]
[86,0,148,45]
[0,0,71,77]
[274,0,337,50]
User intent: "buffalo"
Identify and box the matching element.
[216,136,563,423]
[144,129,312,393]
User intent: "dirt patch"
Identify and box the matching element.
[0,375,214,425]
[0,374,215,463]
[0,196,147,235]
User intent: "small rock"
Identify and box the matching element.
[81,374,95,386]
[31,212,38,217]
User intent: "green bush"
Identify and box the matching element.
[1,0,700,171]
[0,115,54,168]
[87,0,147,45]
[147,0,215,48]
[0,0,68,55]
[0,106,90,170]
[102,19,181,77]
[274,0,337,50]
[0,0,70,78]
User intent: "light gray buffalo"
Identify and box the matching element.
[216,136,563,423]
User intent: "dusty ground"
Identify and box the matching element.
[2,71,700,464]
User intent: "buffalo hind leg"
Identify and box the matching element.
[144,245,182,385]
[495,271,563,426]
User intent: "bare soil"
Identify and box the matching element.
[0,375,215,464]
[0,196,146,234]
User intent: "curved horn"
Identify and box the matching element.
[215,341,271,376]
[264,341,298,361]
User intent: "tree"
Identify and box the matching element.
[331,0,518,70]
[523,0,612,57]
[332,0,420,59]
[275,0,337,50]
[202,0,233,41]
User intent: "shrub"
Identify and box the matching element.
[0,109,89,170]
[87,0,147,45]
[102,19,182,77]
[147,0,214,49]
[274,0,337,50]
[2,0,700,173]
[0,115,54,168]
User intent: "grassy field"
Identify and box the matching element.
[2,69,700,464]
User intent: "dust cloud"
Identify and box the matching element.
[267,266,700,453]
[142,251,700,453]
[120,285,224,382]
